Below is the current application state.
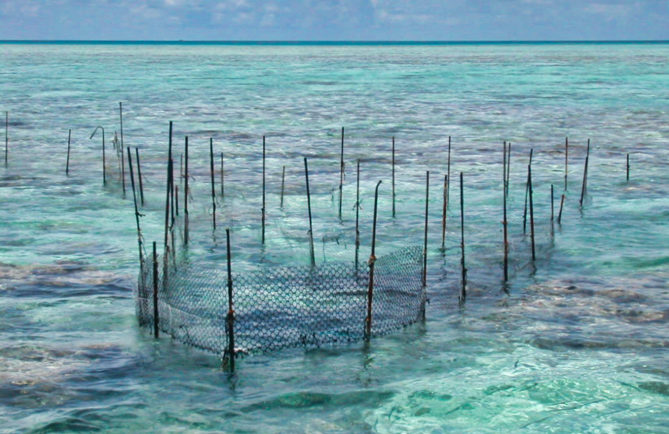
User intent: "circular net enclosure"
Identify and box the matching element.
[135,244,425,360]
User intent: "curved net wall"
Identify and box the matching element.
[136,245,425,357]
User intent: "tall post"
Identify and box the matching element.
[391,136,396,218]
[304,157,315,267]
[423,171,429,287]
[225,228,235,372]
[441,174,448,252]
[65,129,71,175]
[365,180,382,339]
[459,172,466,303]
[550,184,555,236]
[210,138,217,231]
[338,126,344,221]
[523,148,533,233]
[184,136,189,245]
[626,153,630,182]
[529,164,536,261]
[506,142,511,196]
[3,111,7,167]
[152,242,159,338]
[447,136,452,210]
[503,144,509,282]
[163,122,173,251]
[135,147,144,206]
[355,159,361,270]
[503,141,507,195]
[121,146,126,198]
[90,126,106,185]
[262,136,266,244]
[127,147,143,268]
[564,137,569,191]
[280,165,286,208]
[579,139,590,207]
[119,102,126,198]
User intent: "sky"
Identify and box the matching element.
[0,0,667,41]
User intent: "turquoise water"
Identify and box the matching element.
[1,42,668,432]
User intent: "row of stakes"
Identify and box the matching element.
[2,105,635,370]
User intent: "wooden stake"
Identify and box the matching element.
[152,241,159,338]
[626,153,630,182]
[447,136,452,211]
[459,172,466,303]
[135,147,144,206]
[423,171,429,287]
[503,144,509,282]
[280,165,286,209]
[564,137,568,191]
[225,228,235,372]
[262,136,266,244]
[127,147,143,268]
[558,194,565,224]
[119,102,126,198]
[441,174,448,252]
[579,138,590,207]
[65,129,71,175]
[355,159,360,270]
[523,148,533,233]
[210,138,216,231]
[304,157,315,267]
[506,141,511,196]
[529,163,536,261]
[184,136,189,245]
[163,122,173,250]
[3,111,7,167]
[338,127,344,220]
[365,180,382,339]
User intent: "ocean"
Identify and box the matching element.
[0,42,668,432]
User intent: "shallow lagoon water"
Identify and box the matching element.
[0,43,668,432]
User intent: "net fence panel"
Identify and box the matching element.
[137,246,424,357]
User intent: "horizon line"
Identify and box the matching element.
[1,39,668,45]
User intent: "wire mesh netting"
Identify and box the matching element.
[136,245,425,357]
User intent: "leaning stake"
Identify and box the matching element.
[365,180,382,339]
[528,163,536,261]
[224,228,235,372]
[65,129,72,175]
[304,157,315,267]
[459,172,466,303]
[135,147,145,206]
[557,194,565,224]
[127,147,143,268]
[579,138,590,207]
